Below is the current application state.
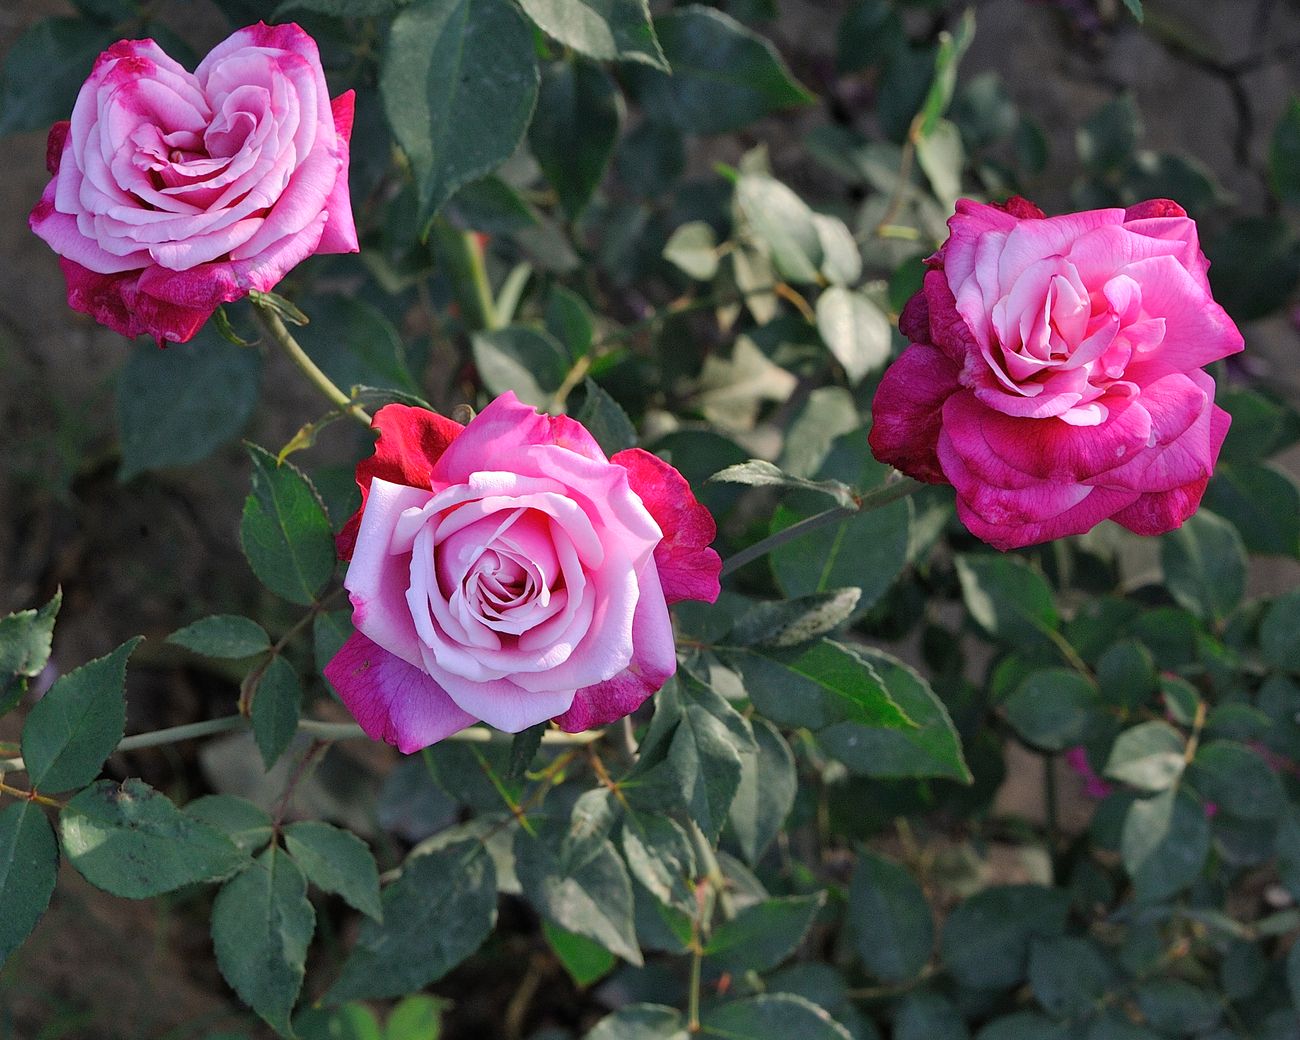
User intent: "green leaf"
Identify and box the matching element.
[1188,741,1284,820]
[585,1005,687,1040]
[293,295,418,396]
[1104,721,1186,792]
[815,287,892,385]
[274,0,405,15]
[1260,589,1300,672]
[545,286,595,358]
[251,655,302,770]
[709,459,856,507]
[386,996,448,1040]
[1207,216,1300,322]
[296,1005,383,1040]
[976,1013,1070,1040]
[240,444,336,606]
[529,59,622,219]
[728,717,796,865]
[517,0,667,70]
[705,893,825,974]
[1134,979,1221,1035]
[328,842,498,1001]
[625,7,813,135]
[621,813,697,914]
[543,920,617,986]
[117,329,260,480]
[186,795,274,856]
[1203,463,1300,557]
[730,590,862,650]
[701,994,852,1040]
[735,172,824,284]
[284,820,383,921]
[1096,639,1158,710]
[212,847,315,1037]
[813,214,862,287]
[471,326,569,410]
[1004,668,1099,752]
[1120,788,1210,902]
[941,886,1070,991]
[847,851,933,983]
[955,554,1058,643]
[663,221,720,281]
[21,637,139,793]
[168,615,270,659]
[1120,0,1144,21]
[1161,510,1246,622]
[381,0,539,227]
[0,18,119,136]
[574,379,637,456]
[894,992,968,1040]
[515,818,641,964]
[916,9,975,136]
[728,639,910,731]
[1077,94,1141,175]
[0,589,62,716]
[1028,936,1116,1019]
[0,802,58,967]
[61,778,247,898]
[1271,97,1300,206]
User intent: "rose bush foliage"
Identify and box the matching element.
[6,1,1300,1039]
[29,22,357,343]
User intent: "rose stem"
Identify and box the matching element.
[250,297,372,427]
[0,717,602,775]
[718,474,926,577]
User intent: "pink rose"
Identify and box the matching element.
[324,394,722,752]
[29,23,358,344]
[869,197,1244,550]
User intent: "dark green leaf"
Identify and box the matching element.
[847,851,933,983]
[0,18,119,136]
[61,778,247,898]
[117,329,260,480]
[471,326,569,409]
[381,0,539,227]
[328,842,498,1001]
[296,1005,383,1040]
[836,0,903,74]
[1004,669,1098,752]
[314,610,353,679]
[574,379,637,456]
[1207,216,1300,322]
[915,9,975,136]
[517,0,667,69]
[21,637,139,793]
[705,893,825,974]
[621,813,696,914]
[585,1005,687,1040]
[515,818,641,964]
[1204,463,1300,557]
[544,920,617,986]
[251,656,302,770]
[293,295,418,395]
[1096,639,1158,710]
[625,7,813,135]
[955,554,1058,642]
[728,717,796,865]
[275,0,405,15]
[530,59,622,219]
[1028,936,1116,1018]
[1134,978,1221,1035]
[1104,721,1186,792]
[240,444,336,606]
[616,122,685,196]
[1188,741,1284,819]
[1161,510,1245,623]
[446,176,540,235]
[284,820,383,921]
[816,288,892,384]
[731,590,862,650]
[941,886,1070,991]
[1077,94,1140,174]
[1272,97,1300,205]
[212,847,315,1037]
[1120,788,1210,902]
[0,802,58,967]
[976,1013,1070,1040]
[168,615,270,660]
[701,994,851,1040]
[1261,589,1300,672]
[544,286,595,358]
[186,795,274,856]
[894,992,968,1040]
[0,588,61,683]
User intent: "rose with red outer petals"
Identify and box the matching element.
[324,393,722,752]
[30,23,357,344]
[869,197,1244,551]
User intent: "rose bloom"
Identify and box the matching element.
[869,197,1244,550]
[324,393,722,751]
[30,23,357,344]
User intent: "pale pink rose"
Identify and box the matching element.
[869,197,1244,550]
[30,23,357,344]
[324,394,722,752]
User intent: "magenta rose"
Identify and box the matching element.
[29,22,358,344]
[323,393,722,752]
[869,197,1244,550]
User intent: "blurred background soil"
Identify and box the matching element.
[1,0,1299,1036]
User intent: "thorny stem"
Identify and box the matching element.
[251,298,372,427]
[720,475,925,576]
[0,779,64,809]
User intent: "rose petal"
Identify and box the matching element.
[868,343,962,484]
